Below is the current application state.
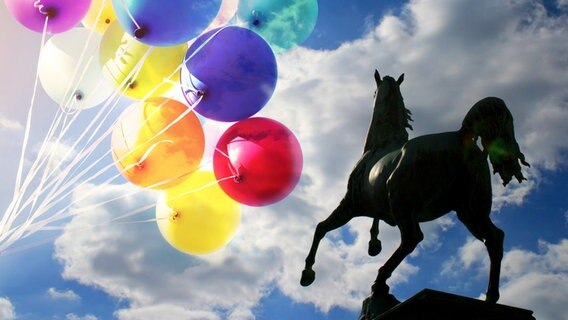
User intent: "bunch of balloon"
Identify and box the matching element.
[2,0,317,256]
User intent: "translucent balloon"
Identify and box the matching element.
[156,170,241,255]
[38,28,114,109]
[4,0,92,34]
[181,26,277,122]
[82,0,116,33]
[111,0,222,46]
[236,0,318,52]
[111,97,205,190]
[213,117,303,206]
[100,21,187,100]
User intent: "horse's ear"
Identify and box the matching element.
[374,69,382,84]
[397,73,405,85]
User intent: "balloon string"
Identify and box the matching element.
[17,156,212,241]
[118,0,142,30]
[93,0,109,27]
[123,139,173,172]
[109,175,236,224]
[4,163,233,250]
[11,59,119,226]
[11,22,103,225]
[1,24,228,250]
[3,31,160,250]
[4,58,139,244]
[0,16,50,237]
[1,215,165,257]
[28,47,151,209]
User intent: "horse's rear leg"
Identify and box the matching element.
[368,217,382,256]
[373,216,423,295]
[457,211,504,303]
[301,198,354,287]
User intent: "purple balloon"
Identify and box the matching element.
[180,26,278,122]
[4,0,92,34]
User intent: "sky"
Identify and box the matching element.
[0,0,567,320]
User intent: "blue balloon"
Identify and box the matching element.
[111,0,222,46]
[237,0,318,52]
[180,26,278,122]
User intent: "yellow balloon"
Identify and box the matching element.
[111,97,205,189]
[156,171,241,255]
[82,0,116,33]
[100,21,187,100]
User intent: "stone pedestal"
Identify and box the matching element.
[362,289,535,320]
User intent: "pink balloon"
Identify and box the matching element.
[4,0,92,34]
[213,117,303,207]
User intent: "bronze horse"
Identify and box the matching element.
[300,71,530,305]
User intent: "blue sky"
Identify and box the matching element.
[1,1,567,320]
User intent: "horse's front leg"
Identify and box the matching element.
[301,197,353,287]
[368,217,382,256]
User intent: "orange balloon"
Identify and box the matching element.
[111,97,205,189]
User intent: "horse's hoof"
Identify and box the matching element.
[368,239,382,257]
[301,268,316,287]
[485,291,499,304]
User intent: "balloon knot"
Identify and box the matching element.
[134,26,148,39]
[233,174,243,183]
[105,18,111,24]
[34,1,57,18]
[74,91,83,101]
[43,7,57,18]
[169,211,180,222]
[135,161,144,169]
[128,81,137,90]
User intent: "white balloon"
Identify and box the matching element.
[39,28,114,110]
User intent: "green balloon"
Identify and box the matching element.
[237,0,318,52]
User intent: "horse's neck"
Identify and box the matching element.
[364,108,408,152]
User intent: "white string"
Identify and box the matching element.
[1,25,233,251]
[0,16,50,237]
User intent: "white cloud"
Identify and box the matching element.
[31,139,77,173]
[441,237,488,277]
[442,238,568,319]
[0,297,15,320]
[51,0,568,318]
[65,313,98,320]
[114,305,220,320]
[0,115,22,131]
[499,239,568,320]
[47,287,81,301]
[55,183,281,315]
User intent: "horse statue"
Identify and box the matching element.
[300,70,530,316]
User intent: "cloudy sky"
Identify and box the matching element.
[1,0,567,319]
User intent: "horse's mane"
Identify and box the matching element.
[364,77,413,152]
[460,97,530,185]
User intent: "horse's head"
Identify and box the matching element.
[365,70,413,151]
[461,97,530,185]
[374,70,408,114]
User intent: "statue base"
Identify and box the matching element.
[359,289,535,320]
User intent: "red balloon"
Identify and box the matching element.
[213,117,303,206]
